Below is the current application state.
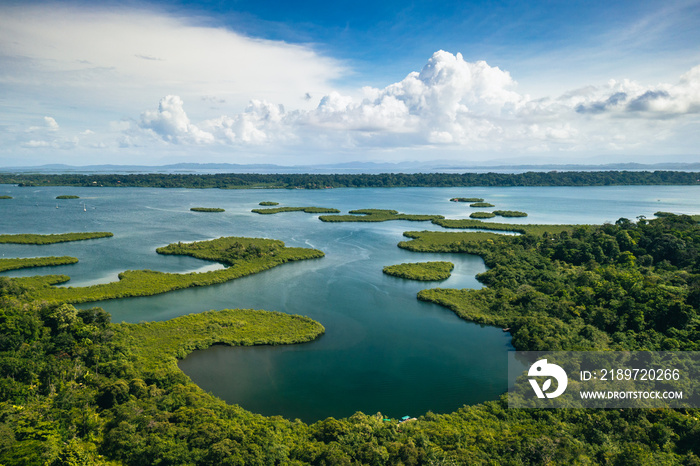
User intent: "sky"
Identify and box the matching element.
[1,0,700,167]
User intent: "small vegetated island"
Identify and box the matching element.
[190,207,225,212]
[468,210,528,219]
[20,236,324,304]
[0,231,113,244]
[319,209,444,222]
[0,195,12,199]
[432,218,568,235]
[450,197,483,202]
[252,206,340,214]
[0,256,79,273]
[469,202,494,207]
[258,201,279,206]
[492,209,527,217]
[469,211,496,219]
[383,261,454,281]
[56,195,80,199]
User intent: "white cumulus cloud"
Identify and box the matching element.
[201,100,291,144]
[304,51,523,141]
[139,95,214,144]
[28,116,60,133]
[44,117,59,132]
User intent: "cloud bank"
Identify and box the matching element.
[0,4,344,121]
[575,65,700,117]
[126,51,700,157]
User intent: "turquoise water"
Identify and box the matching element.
[2,184,700,422]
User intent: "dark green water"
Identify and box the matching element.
[2,185,700,422]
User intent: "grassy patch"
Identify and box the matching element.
[432,218,576,236]
[319,209,444,222]
[56,195,80,199]
[116,309,325,373]
[398,231,507,252]
[383,261,454,281]
[25,237,324,304]
[0,256,79,272]
[0,232,113,244]
[190,207,225,212]
[258,201,279,206]
[469,202,495,208]
[418,288,499,326]
[252,206,340,214]
[0,195,12,199]
[156,236,294,265]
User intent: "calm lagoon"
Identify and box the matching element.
[2,184,700,421]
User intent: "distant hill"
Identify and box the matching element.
[3,161,700,175]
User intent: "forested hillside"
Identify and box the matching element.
[1,170,699,189]
[404,214,700,352]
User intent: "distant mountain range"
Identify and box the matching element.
[2,161,700,174]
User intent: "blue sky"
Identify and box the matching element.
[1,0,699,166]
